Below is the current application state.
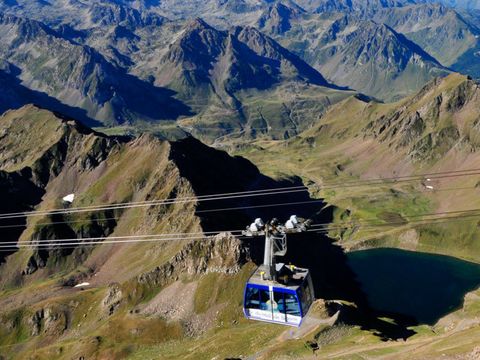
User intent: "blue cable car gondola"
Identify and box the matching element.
[242,217,315,327]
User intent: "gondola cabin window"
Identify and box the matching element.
[284,292,301,316]
[259,289,271,310]
[245,286,261,309]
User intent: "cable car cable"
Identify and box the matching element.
[4,210,480,251]
[309,207,480,230]
[1,182,478,230]
[1,167,480,220]
[0,229,245,246]
[0,187,309,220]
[310,212,480,233]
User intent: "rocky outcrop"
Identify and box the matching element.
[102,283,123,316]
[367,111,426,148]
[26,306,69,336]
[446,79,478,112]
[364,76,480,161]
[137,233,246,288]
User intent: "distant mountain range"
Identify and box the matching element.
[257,4,450,100]
[437,0,480,9]
[0,0,478,136]
[0,6,351,138]
[151,18,348,137]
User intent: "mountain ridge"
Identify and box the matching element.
[257,8,450,101]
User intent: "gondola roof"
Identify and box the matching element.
[247,264,310,291]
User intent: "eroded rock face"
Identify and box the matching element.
[363,77,480,161]
[43,307,69,336]
[138,233,246,288]
[27,309,44,336]
[102,283,123,316]
[23,209,118,276]
[23,253,47,275]
[26,306,68,336]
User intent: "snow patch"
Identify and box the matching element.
[74,282,90,288]
[62,193,75,203]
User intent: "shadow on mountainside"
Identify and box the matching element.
[169,136,327,232]
[169,136,417,340]
[0,68,103,127]
[171,138,480,340]
[0,169,44,264]
[117,71,194,121]
[0,65,193,127]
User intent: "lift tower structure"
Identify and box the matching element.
[242,216,314,327]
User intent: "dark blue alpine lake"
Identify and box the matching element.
[347,248,480,324]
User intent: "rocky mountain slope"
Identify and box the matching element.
[236,73,480,259]
[150,18,352,138]
[0,104,329,358]
[372,3,480,77]
[156,18,329,92]
[0,8,353,139]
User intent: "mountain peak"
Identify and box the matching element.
[272,1,304,14]
[257,2,305,34]
[0,11,57,40]
[86,2,165,29]
[185,17,213,31]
